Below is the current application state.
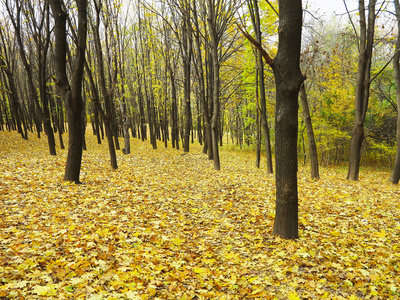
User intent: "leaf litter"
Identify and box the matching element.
[0,131,399,299]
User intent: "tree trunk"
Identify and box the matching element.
[207,0,220,170]
[347,0,376,181]
[92,0,118,169]
[255,66,261,168]
[390,0,400,184]
[50,0,87,183]
[249,0,273,173]
[271,0,304,239]
[299,83,319,179]
[183,2,192,153]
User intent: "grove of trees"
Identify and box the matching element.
[1,0,400,239]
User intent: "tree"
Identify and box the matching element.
[50,0,88,183]
[5,0,57,155]
[299,83,319,179]
[240,0,304,239]
[390,0,400,184]
[271,0,303,239]
[347,0,376,181]
[88,0,119,169]
[247,0,274,173]
[206,0,241,170]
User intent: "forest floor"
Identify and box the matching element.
[0,131,399,300]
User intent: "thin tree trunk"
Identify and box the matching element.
[347,0,376,181]
[207,0,220,170]
[299,83,319,179]
[92,0,118,169]
[390,0,400,184]
[249,0,273,173]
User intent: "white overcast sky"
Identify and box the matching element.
[305,0,358,18]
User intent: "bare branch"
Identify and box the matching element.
[236,22,274,66]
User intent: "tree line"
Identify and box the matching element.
[1,0,399,238]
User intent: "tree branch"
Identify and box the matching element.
[265,0,278,17]
[236,22,274,67]
[370,48,400,85]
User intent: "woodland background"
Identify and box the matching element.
[1,0,400,298]
[0,0,399,175]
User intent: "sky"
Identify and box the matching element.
[305,0,359,19]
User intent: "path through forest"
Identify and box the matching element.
[0,132,399,299]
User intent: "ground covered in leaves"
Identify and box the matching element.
[0,131,399,300]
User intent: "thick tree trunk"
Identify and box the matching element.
[271,0,303,240]
[390,0,400,184]
[50,0,87,183]
[299,83,319,179]
[64,94,84,183]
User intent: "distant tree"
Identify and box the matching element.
[88,0,119,169]
[5,0,57,155]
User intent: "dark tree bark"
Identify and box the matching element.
[271,0,304,239]
[6,0,56,154]
[50,0,87,183]
[0,54,26,139]
[207,0,221,170]
[192,2,212,158]
[299,83,319,179]
[240,0,303,239]
[347,0,376,181]
[390,0,400,184]
[182,0,192,153]
[91,0,118,169]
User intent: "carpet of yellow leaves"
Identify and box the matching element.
[1,131,399,300]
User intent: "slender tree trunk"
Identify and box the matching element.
[207,0,220,170]
[255,66,261,168]
[92,0,118,169]
[249,0,273,173]
[347,0,376,181]
[183,4,192,153]
[299,83,319,179]
[390,0,400,184]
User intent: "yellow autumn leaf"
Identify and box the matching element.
[375,229,386,238]
[32,285,54,296]
[331,230,340,237]
[193,267,207,274]
[288,291,301,300]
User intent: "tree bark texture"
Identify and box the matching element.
[50,0,87,183]
[271,0,304,239]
